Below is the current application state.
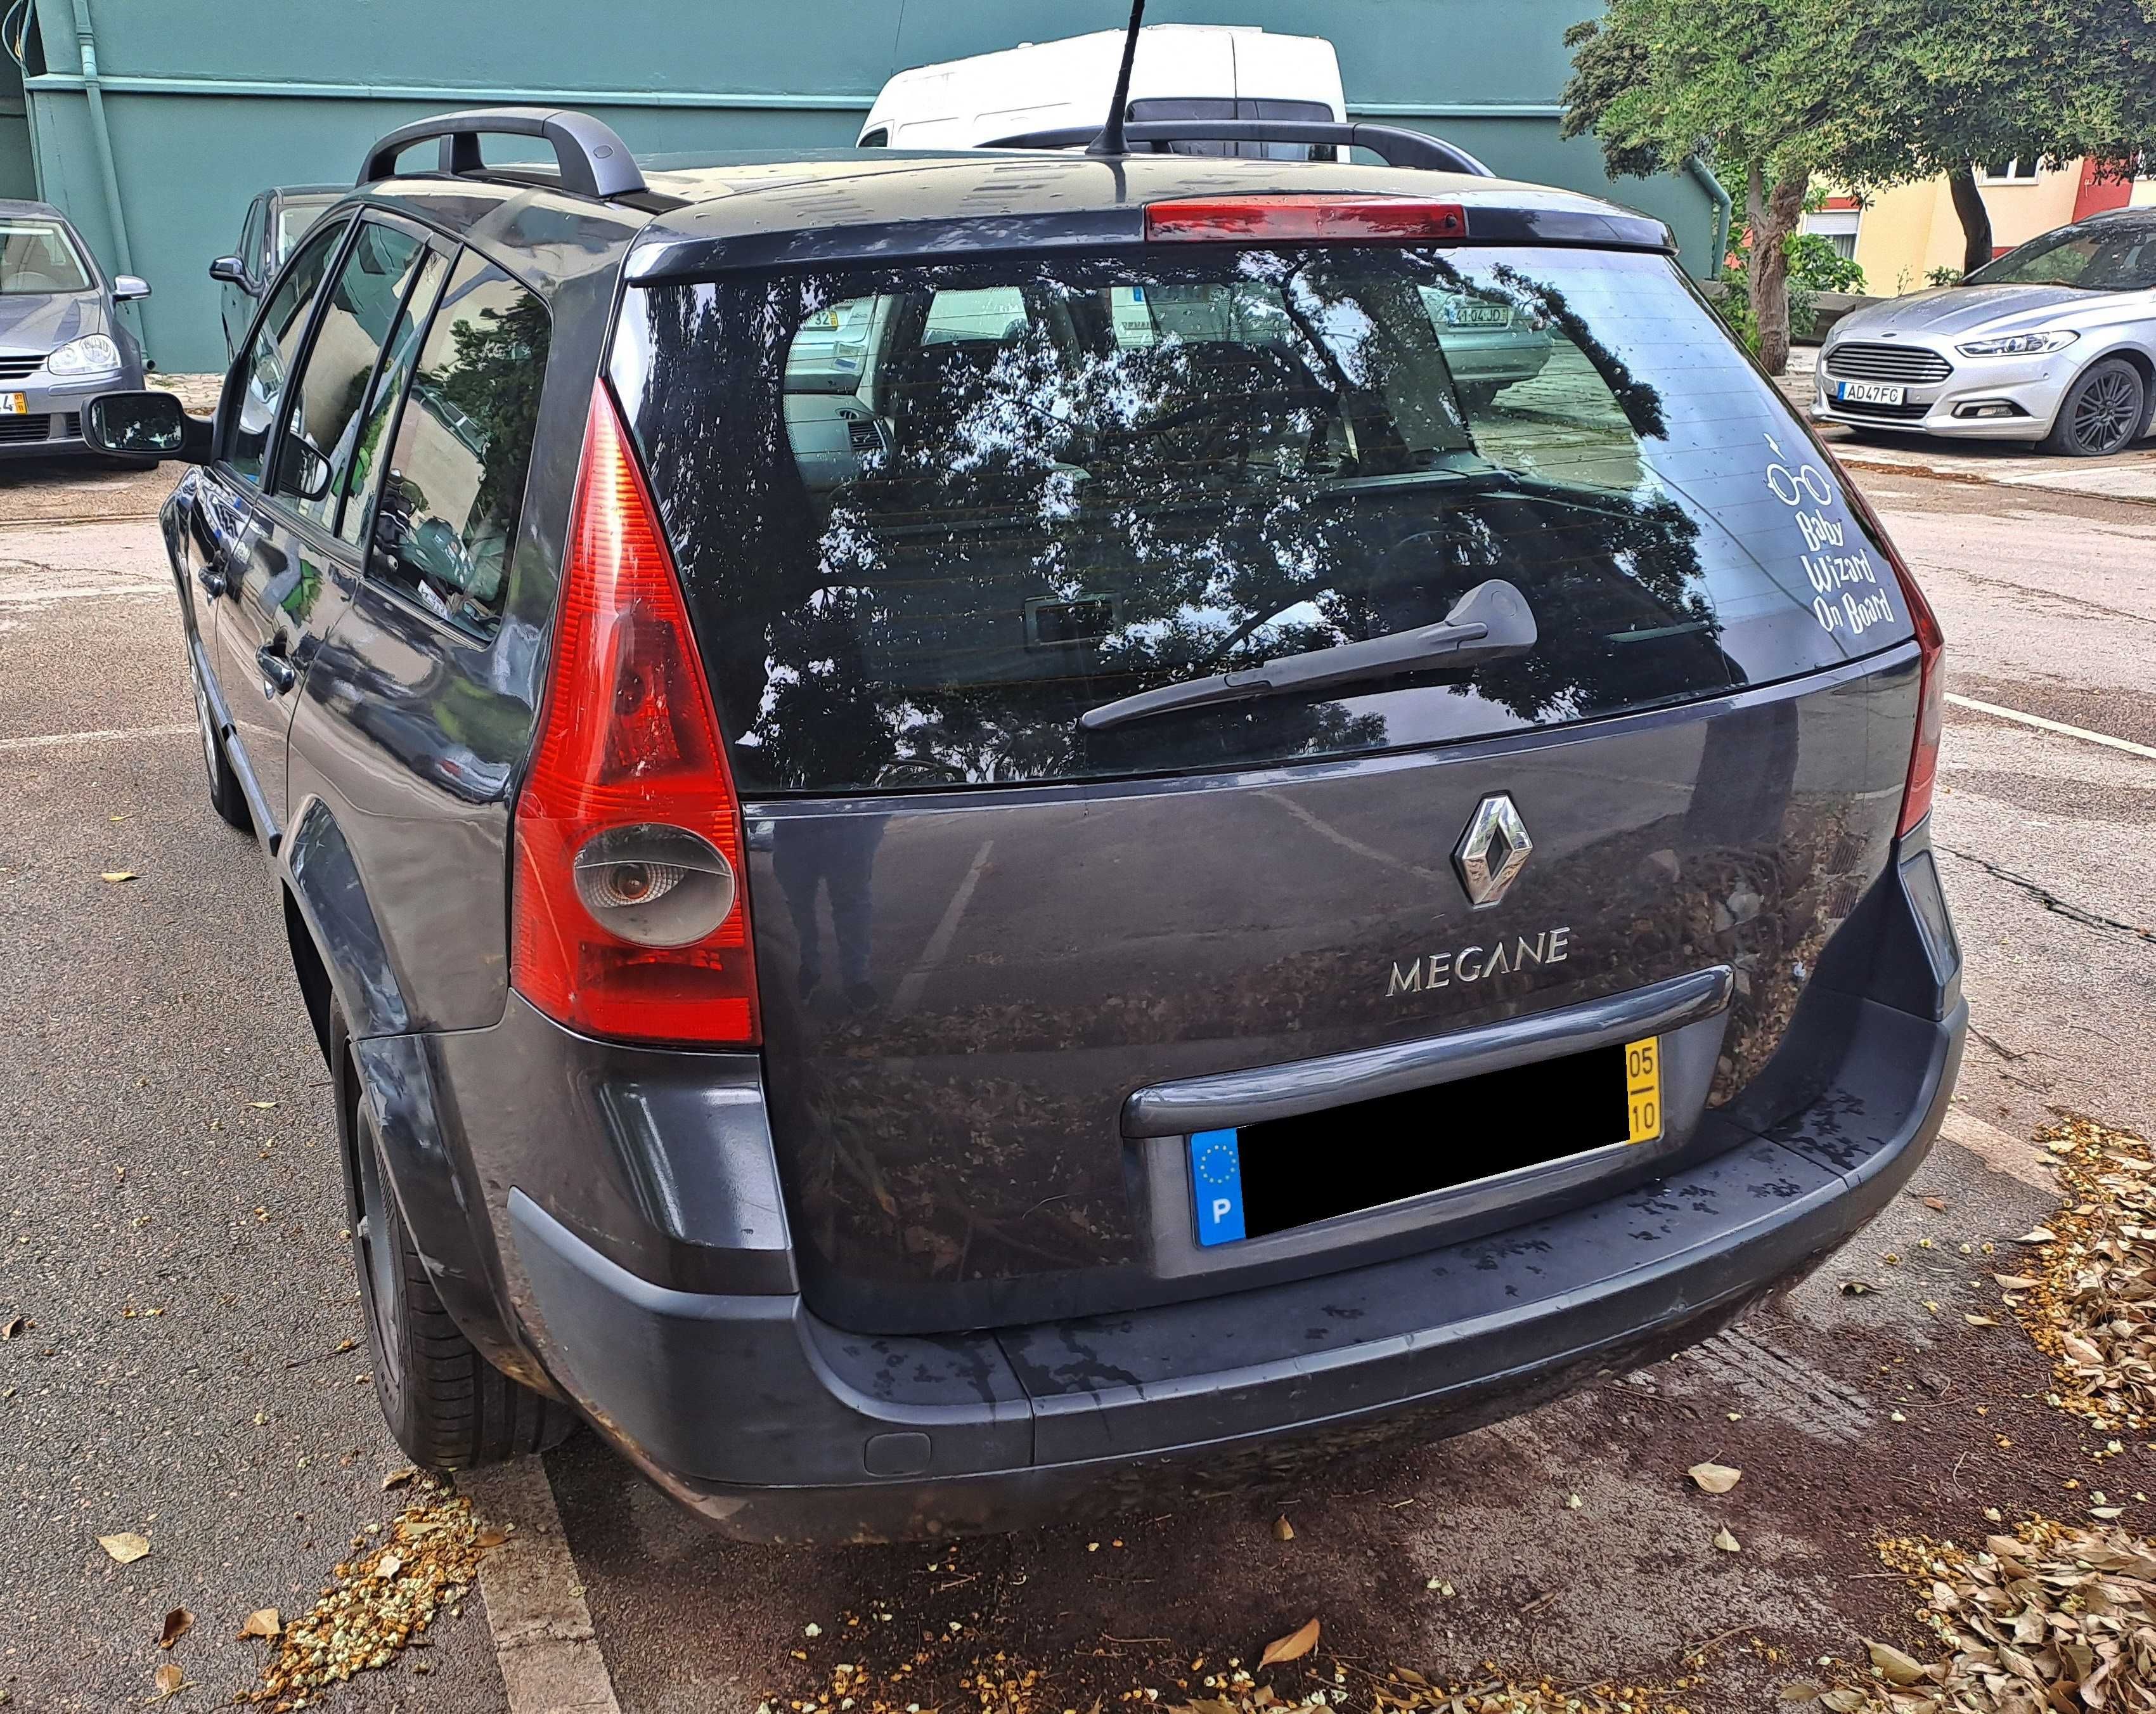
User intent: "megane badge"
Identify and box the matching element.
[1454,793,1532,909]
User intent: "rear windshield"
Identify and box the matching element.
[612,243,1912,795]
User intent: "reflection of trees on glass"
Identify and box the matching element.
[372,264,551,637]
[623,247,1737,796]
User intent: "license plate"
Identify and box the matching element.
[1449,303,1511,328]
[1835,380,1906,406]
[1189,1034,1666,1247]
[0,393,25,415]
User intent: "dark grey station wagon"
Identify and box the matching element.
[89,106,1961,1542]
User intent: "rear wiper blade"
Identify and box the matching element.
[1078,578,1536,734]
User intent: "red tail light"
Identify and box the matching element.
[1145,195,1468,243]
[512,383,760,1046]
[1838,463,1944,837]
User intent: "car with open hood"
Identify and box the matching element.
[86,101,1961,1542]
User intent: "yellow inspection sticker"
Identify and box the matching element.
[1624,1037,1663,1144]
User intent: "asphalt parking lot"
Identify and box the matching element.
[1,412,2152,1713]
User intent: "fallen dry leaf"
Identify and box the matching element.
[1259,1618,1320,1667]
[1272,1515,1294,1542]
[249,1099,278,1110]
[375,1552,403,1581]
[0,1315,23,1339]
[98,1531,150,1564]
[1712,1527,1741,1553]
[152,1662,184,1697]
[1963,1314,1998,1327]
[474,1528,508,1550]
[1688,1461,1742,1495]
[1991,1274,2039,1290]
[238,1607,280,1640]
[1921,1197,1947,1212]
[100,871,137,884]
[158,1607,192,1649]
[2016,1226,2056,1243]
[1865,1640,1927,1686]
[382,1467,417,1491]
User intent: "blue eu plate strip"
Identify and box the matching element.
[1189,1127,1245,1246]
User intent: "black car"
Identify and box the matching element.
[210,183,344,361]
[0,197,150,460]
[89,106,1962,1542]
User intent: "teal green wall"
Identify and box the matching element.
[21,0,1715,372]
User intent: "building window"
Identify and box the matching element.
[1980,157,2041,183]
[1802,207,1861,260]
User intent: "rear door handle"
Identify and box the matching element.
[197,565,227,599]
[256,643,297,695]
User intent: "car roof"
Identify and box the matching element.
[0,197,74,223]
[270,185,348,204]
[357,146,1671,303]
[623,148,1672,282]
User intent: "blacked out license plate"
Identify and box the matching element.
[1189,1036,1663,1247]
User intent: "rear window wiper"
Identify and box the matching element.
[1078,578,1537,734]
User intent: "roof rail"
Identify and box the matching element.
[359,107,647,199]
[979,119,1495,178]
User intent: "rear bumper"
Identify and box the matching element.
[507,980,1963,1541]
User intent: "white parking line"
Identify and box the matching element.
[459,1457,623,1714]
[1946,692,2156,762]
[0,722,193,752]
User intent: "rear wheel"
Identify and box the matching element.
[190,651,250,831]
[2043,357,2146,458]
[338,1010,573,1469]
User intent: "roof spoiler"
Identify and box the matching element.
[979,119,1495,178]
[359,107,647,199]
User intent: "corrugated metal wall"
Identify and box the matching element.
[13,0,1719,372]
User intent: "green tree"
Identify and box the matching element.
[1566,0,2156,345]
[1562,0,1906,375]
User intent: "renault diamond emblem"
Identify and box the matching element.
[1454,793,1532,909]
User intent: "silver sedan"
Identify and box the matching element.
[1812,207,2155,457]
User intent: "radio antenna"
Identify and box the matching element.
[1088,0,1147,156]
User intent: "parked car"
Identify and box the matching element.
[87,103,1961,1543]
[0,198,149,461]
[858,23,1346,154]
[1813,206,2156,457]
[210,184,344,360]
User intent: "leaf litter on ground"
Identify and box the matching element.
[247,1479,488,1709]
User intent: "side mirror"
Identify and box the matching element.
[208,256,247,287]
[273,434,333,503]
[83,391,211,462]
[112,274,151,302]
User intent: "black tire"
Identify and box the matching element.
[190,649,252,831]
[2043,356,2147,458]
[337,1008,574,1469]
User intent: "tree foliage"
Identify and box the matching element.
[1563,0,2156,361]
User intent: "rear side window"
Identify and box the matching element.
[368,254,550,637]
[280,221,427,529]
[229,216,350,485]
[614,245,1913,795]
[335,247,451,547]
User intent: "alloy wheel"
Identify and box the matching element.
[2071,368,2143,457]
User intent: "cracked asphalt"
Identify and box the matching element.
[0,429,2150,1713]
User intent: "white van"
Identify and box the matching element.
[856,25,1346,155]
